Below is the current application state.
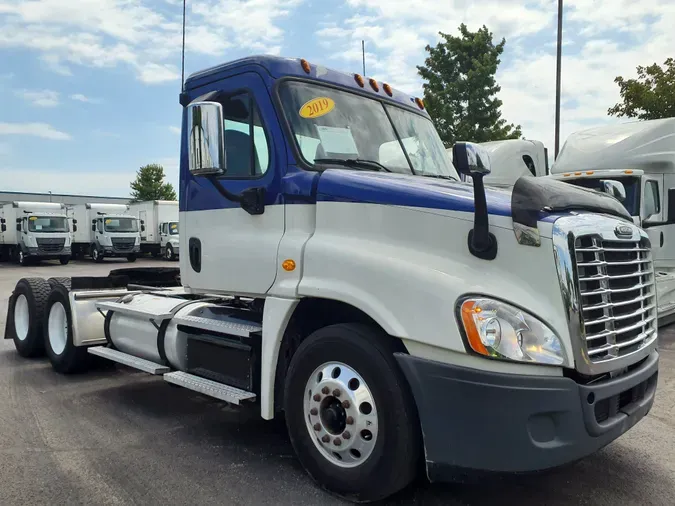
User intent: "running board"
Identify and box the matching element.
[172,315,262,338]
[163,371,256,404]
[87,346,170,374]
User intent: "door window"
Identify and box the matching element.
[644,180,660,219]
[218,91,270,178]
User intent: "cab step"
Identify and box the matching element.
[163,371,256,404]
[87,346,170,374]
[172,314,262,338]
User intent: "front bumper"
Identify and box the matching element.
[103,245,141,256]
[395,350,658,481]
[25,246,71,258]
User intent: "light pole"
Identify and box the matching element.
[554,0,563,159]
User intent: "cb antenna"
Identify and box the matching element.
[362,40,366,76]
[181,0,187,92]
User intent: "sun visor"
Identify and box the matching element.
[511,176,632,229]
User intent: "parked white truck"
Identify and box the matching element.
[4,56,659,503]
[130,200,179,260]
[0,201,71,265]
[68,203,141,263]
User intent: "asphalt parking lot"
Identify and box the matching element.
[0,259,674,505]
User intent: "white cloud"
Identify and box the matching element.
[15,88,60,107]
[0,0,305,84]
[70,93,101,104]
[0,168,133,196]
[0,142,10,155]
[169,126,181,134]
[0,122,71,140]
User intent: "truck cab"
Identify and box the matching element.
[91,214,141,262]
[159,221,179,259]
[6,55,660,503]
[549,118,675,322]
[0,201,71,265]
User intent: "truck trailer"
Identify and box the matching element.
[0,201,71,265]
[4,56,659,503]
[129,200,179,260]
[68,203,141,262]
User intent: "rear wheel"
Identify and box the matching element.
[48,277,72,291]
[43,284,89,373]
[8,278,51,357]
[283,323,421,503]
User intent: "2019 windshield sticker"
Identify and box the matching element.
[299,97,335,119]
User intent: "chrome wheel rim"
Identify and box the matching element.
[303,361,378,468]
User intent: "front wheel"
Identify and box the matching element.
[283,323,421,503]
[18,249,30,266]
[165,244,175,261]
[91,244,104,263]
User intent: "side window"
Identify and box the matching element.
[161,223,167,235]
[522,155,536,176]
[644,180,660,218]
[220,92,270,177]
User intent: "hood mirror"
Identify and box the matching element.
[600,180,626,203]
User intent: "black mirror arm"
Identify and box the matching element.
[467,173,498,260]
[206,176,265,216]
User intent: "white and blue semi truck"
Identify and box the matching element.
[4,56,659,502]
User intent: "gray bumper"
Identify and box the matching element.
[103,245,141,256]
[395,350,658,480]
[25,246,71,258]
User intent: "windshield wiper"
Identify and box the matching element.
[419,173,458,182]
[315,158,393,173]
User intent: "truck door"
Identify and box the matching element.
[139,210,147,241]
[641,174,671,268]
[182,71,284,296]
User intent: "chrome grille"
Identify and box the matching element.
[574,236,656,364]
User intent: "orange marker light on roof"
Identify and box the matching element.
[354,73,365,87]
[563,173,571,176]
[383,83,393,96]
[300,59,311,74]
[625,170,633,174]
[369,78,379,92]
[415,97,425,110]
[574,172,582,176]
[586,171,594,175]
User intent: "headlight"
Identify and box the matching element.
[135,236,140,245]
[459,298,566,366]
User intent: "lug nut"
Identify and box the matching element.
[333,438,342,446]
[310,408,318,416]
[322,386,330,395]
[313,423,321,431]
[346,416,354,425]
[313,394,321,402]
[332,389,341,397]
[322,435,330,443]
[342,431,351,440]
[342,400,350,409]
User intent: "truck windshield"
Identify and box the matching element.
[278,81,458,179]
[28,216,69,233]
[104,217,138,233]
[169,222,179,235]
[563,176,640,216]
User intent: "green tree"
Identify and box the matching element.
[608,58,675,120]
[417,24,522,147]
[129,164,177,202]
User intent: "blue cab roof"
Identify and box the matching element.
[184,55,429,116]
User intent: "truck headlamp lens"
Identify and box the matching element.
[460,298,565,366]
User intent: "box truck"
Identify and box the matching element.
[5,55,659,503]
[0,201,71,265]
[68,203,141,262]
[129,200,179,260]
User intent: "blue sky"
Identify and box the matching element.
[0,0,672,197]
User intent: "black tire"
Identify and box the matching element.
[18,249,30,266]
[91,244,104,263]
[43,284,90,374]
[127,254,137,263]
[48,277,72,291]
[283,323,421,503]
[7,278,51,357]
[59,256,70,265]
[165,244,174,261]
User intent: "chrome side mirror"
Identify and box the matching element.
[601,179,626,203]
[452,142,492,176]
[187,101,226,177]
